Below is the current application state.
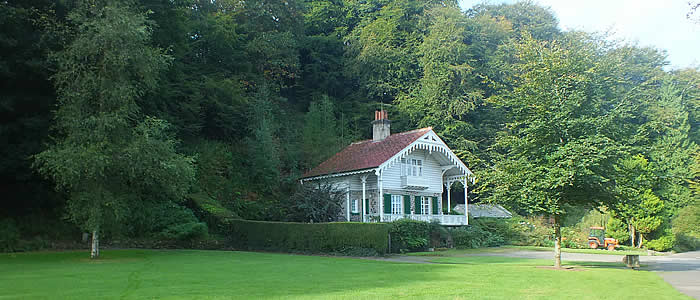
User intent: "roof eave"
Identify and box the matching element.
[300,168,377,182]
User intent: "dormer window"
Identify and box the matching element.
[401,158,422,177]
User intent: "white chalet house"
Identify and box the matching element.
[300,110,475,226]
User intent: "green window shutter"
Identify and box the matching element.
[432,197,438,215]
[364,199,369,215]
[403,195,411,214]
[383,194,391,214]
[414,196,421,215]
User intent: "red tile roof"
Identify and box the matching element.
[302,127,432,179]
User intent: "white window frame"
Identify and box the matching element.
[421,197,430,215]
[401,158,422,177]
[391,195,403,215]
[351,199,359,214]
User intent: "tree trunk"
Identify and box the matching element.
[90,230,99,259]
[638,233,644,248]
[554,215,562,268]
[629,223,636,248]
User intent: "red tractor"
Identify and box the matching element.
[588,227,619,251]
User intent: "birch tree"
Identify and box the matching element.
[34,0,194,258]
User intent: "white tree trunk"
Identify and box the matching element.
[629,223,636,248]
[90,230,99,259]
[554,215,562,268]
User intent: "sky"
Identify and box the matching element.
[459,0,700,69]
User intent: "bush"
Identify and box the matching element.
[285,183,345,223]
[389,219,431,253]
[606,217,629,245]
[561,227,587,249]
[671,202,700,251]
[224,219,389,255]
[647,232,675,252]
[158,222,209,242]
[674,233,700,252]
[452,220,506,249]
[0,219,20,252]
[504,216,554,247]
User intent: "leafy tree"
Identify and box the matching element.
[34,1,194,258]
[606,217,629,244]
[301,96,351,169]
[643,80,697,212]
[487,33,625,267]
[608,155,665,247]
[246,84,282,192]
[285,182,344,223]
[345,0,447,102]
[468,1,561,41]
[398,5,478,148]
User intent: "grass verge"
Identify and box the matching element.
[0,249,686,299]
[408,245,652,257]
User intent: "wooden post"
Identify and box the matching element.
[464,177,468,226]
[361,176,367,223]
[378,171,384,222]
[346,186,350,221]
[446,182,451,213]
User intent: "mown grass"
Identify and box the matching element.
[408,245,651,257]
[505,245,653,256]
[0,249,687,299]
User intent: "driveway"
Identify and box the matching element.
[462,249,700,299]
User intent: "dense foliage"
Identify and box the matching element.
[0,0,697,258]
[224,219,389,255]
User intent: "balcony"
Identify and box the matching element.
[401,176,429,190]
[370,214,468,226]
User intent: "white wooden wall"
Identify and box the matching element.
[380,149,443,194]
[317,150,448,195]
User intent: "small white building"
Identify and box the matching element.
[300,110,475,226]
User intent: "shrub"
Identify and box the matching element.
[561,227,587,249]
[452,221,506,249]
[647,232,675,252]
[0,219,20,252]
[452,224,505,248]
[224,219,389,255]
[428,221,451,248]
[285,183,345,223]
[187,193,239,234]
[474,218,518,243]
[505,216,554,247]
[159,222,209,242]
[671,202,700,251]
[606,217,629,245]
[389,219,431,253]
[674,233,700,252]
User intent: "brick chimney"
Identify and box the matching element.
[372,110,391,141]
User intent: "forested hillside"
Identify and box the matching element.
[1,0,697,251]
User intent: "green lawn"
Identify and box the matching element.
[408,245,651,257]
[0,249,688,299]
[506,245,653,256]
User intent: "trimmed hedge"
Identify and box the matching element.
[223,219,390,255]
[389,219,431,253]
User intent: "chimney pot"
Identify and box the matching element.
[372,110,391,141]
